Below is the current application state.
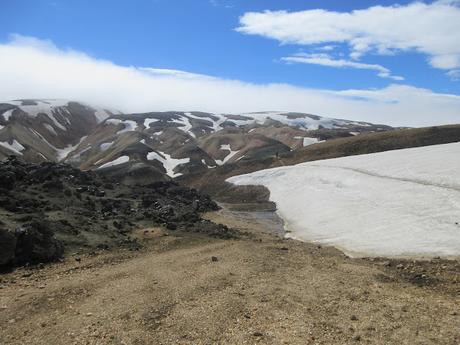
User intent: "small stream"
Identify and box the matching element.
[219,203,286,236]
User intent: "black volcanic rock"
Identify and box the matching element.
[14,219,64,266]
[0,157,235,270]
[0,227,16,267]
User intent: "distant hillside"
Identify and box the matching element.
[0,99,393,183]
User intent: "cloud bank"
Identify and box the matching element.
[237,1,460,73]
[0,34,459,127]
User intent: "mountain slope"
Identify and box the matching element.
[0,99,395,182]
[0,99,118,162]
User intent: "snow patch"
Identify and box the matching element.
[44,123,57,136]
[294,136,321,147]
[100,142,113,151]
[239,112,350,130]
[7,100,69,130]
[144,118,159,128]
[147,150,190,178]
[215,144,239,165]
[107,119,137,135]
[68,146,92,162]
[56,136,88,161]
[173,116,195,138]
[0,140,25,155]
[2,109,14,121]
[211,114,227,132]
[228,143,460,258]
[183,112,221,130]
[93,109,111,122]
[201,158,216,169]
[98,155,130,169]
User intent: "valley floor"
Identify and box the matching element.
[0,207,459,345]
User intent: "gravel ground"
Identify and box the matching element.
[0,207,458,345]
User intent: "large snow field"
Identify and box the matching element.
[228,142,460,258]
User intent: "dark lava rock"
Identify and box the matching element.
[0,227,17,267]
[0,157,236,270]
[166,222,177,230]
[14,220,64,266]
[0,220,64,269]
[184,220,238,239]
[407,273,438,287]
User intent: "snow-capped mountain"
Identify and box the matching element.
[0,99,393,181]
[0,99,118,162]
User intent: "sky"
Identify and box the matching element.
[0,0,459,127]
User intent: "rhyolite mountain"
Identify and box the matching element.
[0,99,393,183]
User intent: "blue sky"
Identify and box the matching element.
[0,0,459,126]
[0,0,457,93]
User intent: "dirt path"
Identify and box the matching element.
[0,209,459,345]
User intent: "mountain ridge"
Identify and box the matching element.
[0,99,393,182]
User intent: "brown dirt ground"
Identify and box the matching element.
[0,207,459,345]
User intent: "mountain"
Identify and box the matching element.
[0,99,393,182]
[0,99,118,162]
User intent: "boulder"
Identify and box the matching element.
[14,220,64,265]
[0,227,16,267]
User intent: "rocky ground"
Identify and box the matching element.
[0,206,458,345]
[0,156,234,270]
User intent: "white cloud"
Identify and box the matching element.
[282,53,404,81]
[316,45,336,52]
[237,1,460,70]
[209,0,233,9]
[139,68,217,80]
[446,69,460,81]
[0,34,459,127]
